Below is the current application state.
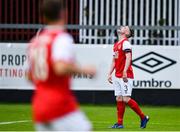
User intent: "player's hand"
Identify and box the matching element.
[26,70,33,82]
[122,71,128,83]
[108,74,113,84]
[82,66,96,78]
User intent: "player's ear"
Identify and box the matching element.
[125,33,131,38]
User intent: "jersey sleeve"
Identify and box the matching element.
[122,41,132,52]
[51,33,75,63]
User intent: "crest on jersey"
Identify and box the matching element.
[118,44,122,50]
[113,51,119,59]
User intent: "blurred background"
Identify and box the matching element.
[0,0,180,103]
[0,0,179,45]
[0,0,180,130]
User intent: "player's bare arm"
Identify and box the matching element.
[123,52,132,82]
[108,58,115,84]
[53,61,96,77]
[26,70,32,82]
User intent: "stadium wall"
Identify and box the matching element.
[0,43,180,105]
[0,89,180,106]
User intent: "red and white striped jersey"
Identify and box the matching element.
[113,38,134,79]
[28,28,78,122]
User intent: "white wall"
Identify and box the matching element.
[0,43,180,90]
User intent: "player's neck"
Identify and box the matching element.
[47,20,65,29]
[118,36,127,42]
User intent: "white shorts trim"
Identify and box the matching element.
[113,77,133,96]
[35,110,92,131]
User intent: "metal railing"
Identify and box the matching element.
[0,0,180,45]
[0,24,180,45]
[79,0,180,45]
[0,0,79,43]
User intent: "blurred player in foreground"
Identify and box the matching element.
[27,0,96,131]
[108,26,149,129]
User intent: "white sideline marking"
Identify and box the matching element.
[0,120,31,125]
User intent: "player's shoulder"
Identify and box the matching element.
[122,40,132,50]
[52,32,74,52]
[29,36,38,48]
[123,40,131,45]
[54,32,74,44]
[30,30,52,45]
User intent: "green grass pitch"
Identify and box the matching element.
[0,104,180,131]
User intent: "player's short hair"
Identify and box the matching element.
[117,26,134,38]
[41,0,66,22]
[126,26,134,38]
